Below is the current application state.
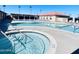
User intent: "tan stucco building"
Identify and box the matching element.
[39,12,70,22]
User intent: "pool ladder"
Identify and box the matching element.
[73,25,79,33]
[7,24,36,53]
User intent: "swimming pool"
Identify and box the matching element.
[6,21,79,54]
[0,31,13,54]
[7,31,51,54]
[10,21,79,33]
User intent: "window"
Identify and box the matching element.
[50,17,52,20]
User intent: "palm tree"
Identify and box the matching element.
[40,9,42,14]
[0,6,1,10]
[18,5,21,20]
[29,5,32,20]
[29,5,32,14]
[3,5,6,12]
[18,5,21,14]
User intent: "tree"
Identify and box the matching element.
[3,5,6,12]
[29,5,32,14]
[18,5,21,14]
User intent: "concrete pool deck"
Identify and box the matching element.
[7,26,79,54]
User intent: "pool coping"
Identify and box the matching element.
[6,29,57,54]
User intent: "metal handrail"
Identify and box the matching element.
[12,35,26,49]
[8,23,49,53]
[10,15,16,20]
[8,24,36,52]
[9,23,34,43]
[73,25,79,33]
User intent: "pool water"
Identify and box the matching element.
[6,21,79,54]
[7,32,50,54]
[58,25,79,33]
[0,31,13,54]
[11,22,53,27]
[10,21,79,33]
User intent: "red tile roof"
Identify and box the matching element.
[39,12,68,16]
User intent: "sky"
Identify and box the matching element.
[0,5,79,17]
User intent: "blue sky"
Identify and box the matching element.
[0,5,79,17]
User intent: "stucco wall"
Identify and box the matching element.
[39,15,68,22]
[56,17,68,22]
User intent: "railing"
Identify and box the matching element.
[8,24,33,53]
[10,15,16,20]
[73,24,79,33]
[7,24,46,54]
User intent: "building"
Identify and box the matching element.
[10,12,73,23]
[0,10,13,32]
[75,17,79,23]
[39,12,72,22]
[0,11,7,21]
[11,13,39,20]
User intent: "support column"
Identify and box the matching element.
[18,15,19,20]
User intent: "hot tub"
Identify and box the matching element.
[6,30,57,54]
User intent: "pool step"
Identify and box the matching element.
[15,43,25,53]
[7,32,48,54]
[9,35,26,53]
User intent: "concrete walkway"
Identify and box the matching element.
[7,26,79,54]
